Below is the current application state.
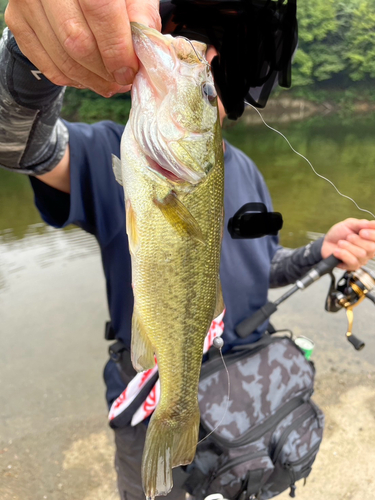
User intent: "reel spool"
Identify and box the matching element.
[325,266,375,350]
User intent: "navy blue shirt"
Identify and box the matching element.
[30,120,279,404]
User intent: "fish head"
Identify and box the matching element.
[130,23,221,185]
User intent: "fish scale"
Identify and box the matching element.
[114,23,225,499]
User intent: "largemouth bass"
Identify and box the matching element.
[112,23,224,499]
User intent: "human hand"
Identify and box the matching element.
[5,0,161,97]
[321,218,375,270]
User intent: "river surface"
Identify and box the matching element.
[1,111,375,247]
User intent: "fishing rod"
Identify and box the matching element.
[236,254,375,350]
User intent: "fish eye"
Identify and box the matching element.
[202,83,217,104]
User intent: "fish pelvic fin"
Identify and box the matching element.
[126,200,139,254]
[112,154,123,185]
[131,308,155,372]
[213,278,225,319]
[153,192,205,244]
[142,406,200,499]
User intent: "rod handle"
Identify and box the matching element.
[298,255,341,289]
[236,302,278,339]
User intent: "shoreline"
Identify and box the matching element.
[241,94,375,126]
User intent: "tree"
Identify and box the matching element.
[345,0,375,80]
[292,0,342,86]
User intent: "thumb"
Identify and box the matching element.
[127,0,162,31]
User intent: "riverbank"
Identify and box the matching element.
[241,90,375,126]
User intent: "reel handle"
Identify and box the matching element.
[347,334,365,351]
[366,292,375,305]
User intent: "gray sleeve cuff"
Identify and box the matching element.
[270,237,324,288]
[0,28,68,176]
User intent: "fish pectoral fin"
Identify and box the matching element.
[131,309,155,372]
[126,200,139,254]
[153,192,205,244]
[142,406,200,498]
[112,154,123,185]
[213,278,225,319]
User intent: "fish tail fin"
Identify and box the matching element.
[172,406,200,467]
[142,406,200,498]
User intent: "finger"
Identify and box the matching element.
[127,0,162,31]
[6,16,78,88]
[359,228,375,243]
[78,0,138,85]
[21,2,126,96]
[41,0,115,82]
[346,233,375,257]
[333,247,361,271]
[341,218,375,234]
[337,240,368,266]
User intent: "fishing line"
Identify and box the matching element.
[179,36,211,71]
[196,338,231,448]
[245,101,375,219]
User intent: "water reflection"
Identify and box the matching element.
[0,223,99,292]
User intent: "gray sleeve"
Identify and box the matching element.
[270,237,324,288]
[0,28,68,175]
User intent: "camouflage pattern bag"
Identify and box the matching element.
[185,335,324,499]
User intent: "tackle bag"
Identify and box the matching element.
[185,335,324,500]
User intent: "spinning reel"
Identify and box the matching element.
[236,254,375,351]
[325,266,375,350]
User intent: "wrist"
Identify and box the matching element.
[0,28,68,176]
[310,237,324,263]
[3,28,64,109]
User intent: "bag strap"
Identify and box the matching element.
[235,469,263,500]
[231,333,273,352]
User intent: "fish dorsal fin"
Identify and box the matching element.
[112,154,123,185]
[153,192,205,244]
[213,278,225,319]
[131,307,155,372]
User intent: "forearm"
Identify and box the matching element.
[0,28,68,175]
[270,238,324,288]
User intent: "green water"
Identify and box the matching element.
[224,112,375,247]
[1,112,375,247]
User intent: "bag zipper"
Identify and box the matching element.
[285,440,321,468]
[272,405,316,463]
[284,441,321,498]
[203,389,312,449]
[213,450,269,478]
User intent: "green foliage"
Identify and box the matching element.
[61,88,131,124]
[297,0,338,42]
[291,49,313,86]
[345,0,375,80]
[292,0,375,89]
[0,0,7,31]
